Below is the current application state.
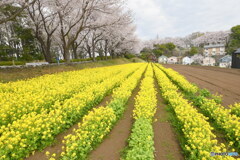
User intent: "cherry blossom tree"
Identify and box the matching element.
[144,30,230,51]
[1,0,140,62]
[53,0,129,63]
[192,31,230,47]
[27,0,59,62]
[0,0,37,24]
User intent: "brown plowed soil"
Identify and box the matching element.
[163,64,240,106]
[25,94,112,160]
[153,78,184,160]
[89,81,141,160]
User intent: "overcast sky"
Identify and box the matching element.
[126,0,240,40]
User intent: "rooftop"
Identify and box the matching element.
[235,48,240,54]
[204,44,225,49]
[159,55,168,58]
[220,55,232,62]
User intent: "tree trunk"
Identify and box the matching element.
[36,36,53,63]
[98,49,103,60]
[104,40,108,60]
[92,39,96,62]
[110,50,115,59]
[63,47,71,63]
[72,44,78,59]
[45,39,52,63]
[87,44,92,59]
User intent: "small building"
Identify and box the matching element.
[202,57,216,66]
[204,44,226,56]
[158,55,168,64]
[191,54,204,65]
[167,56,178,64]
[232,48,240,69]
[182,56,193,65]
[219,55,232,68]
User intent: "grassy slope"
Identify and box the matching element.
[0,58,142,83]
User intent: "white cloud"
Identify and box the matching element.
[126,0,240,40]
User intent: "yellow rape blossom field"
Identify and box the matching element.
[0,63,239,160]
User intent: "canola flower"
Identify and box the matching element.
[0,63,143,160]
[156,63,240,151]
[57,64,147,160]
[132,66,157,121]
[0,65,126,127]
[200,99,240,150]
[229,103,240,117]
[108,65,147,118]
[153,64,235,160]
[61,107,117,160]
[125,64,156,160]
[156,64,198,94]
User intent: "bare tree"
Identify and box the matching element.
[0,0,37,24]
[54,0,128,63]
[27,0,59,62]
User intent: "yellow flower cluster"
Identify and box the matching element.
[156,64,198,94]
[125,64,156,160]
[109,65,147,117]
[61,107,116,160]
[0,63,143,160]
[153,64,234,160]
[200,99,240,150]
[229,103,240,117]
[133,65,157,121]
[57,64,147,159]
[0,65,126,127]
[157,63,240,151]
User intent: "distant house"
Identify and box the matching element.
[167,56,178,64]
[202,57,216,66]
[191,54,204,65]
[204,44,226,56]
[182,56,193,65]
[232,48,240,69]
[158,55,168,64]
[219,55,232,68]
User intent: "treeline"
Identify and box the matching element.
[140,42,178,61]
[140,25,240,61]
[0,0,139,63]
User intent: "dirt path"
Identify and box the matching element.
[153,78,184,160]
[88,81,141,160]
[25,95,112,160]
[163,64,240,106]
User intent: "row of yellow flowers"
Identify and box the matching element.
[156,64,240,151]
[55,64,147,160]
[156,64,198,94]
[200,99,240,150]
[0,65,126,126]
[0,64,142,160]
[153,64,235,160]
[156,64,223,104]
[132,64,157,121]
[125,64,157,160]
